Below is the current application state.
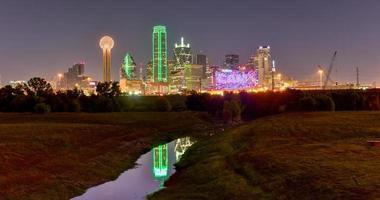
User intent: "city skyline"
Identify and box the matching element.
[0,0,380,85]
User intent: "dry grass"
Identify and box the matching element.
[150,112,380,200]
[0,112,211,200]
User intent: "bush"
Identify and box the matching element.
[223,101,233,124]
[185,92,210,111]
[34,103,51,114]
[223,100,243,123]
[68,99,81,112]
[155,97,172,112]
[298,96,317,111]
[95,96,113,112]
[314,95,335,111]
[10,95,32,112]
[113,97,135,112]
[330,91,365,110]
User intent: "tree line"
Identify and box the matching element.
[1,77,380,122]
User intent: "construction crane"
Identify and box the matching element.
[322,51,338,89]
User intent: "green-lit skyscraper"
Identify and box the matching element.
[152,25,168,83]
[121,53,136,80]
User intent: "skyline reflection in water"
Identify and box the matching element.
[72,137,195,200]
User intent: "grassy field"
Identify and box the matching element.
[0,112,211,200]
[150,112,380,200]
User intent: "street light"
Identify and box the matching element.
[318,70,323,89]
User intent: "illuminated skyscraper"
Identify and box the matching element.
[253,46,272,85]
[152,26,168,83]
[174,37,192,65]
[224,54,239,69]
[99,36,115,82]
[121,53,136,80]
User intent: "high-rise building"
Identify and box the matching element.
[184,64,203,91]
[195,54,209,78]
[121,53,137,80]
[62,62,89,89]
[70,63,84,76]
[145,61,153,82]
[174,37,192,65]
[152,25,168,83]
[99,36,114,82]
[253,46,272,86]
[224,54,239,69]
[119,54,143,95]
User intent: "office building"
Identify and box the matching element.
[174,37,192,65]
[195,54,209,78]
[152,25,168,83]
[253,46,272,86]
[119,53,143,94]
[62,62,90,89]
[224,54,239,69]
[121,53,137,80]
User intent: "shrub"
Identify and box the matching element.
[113,97,135,112]
[223,100,243,123]
[34,103,51,114]
[223,101,233,124]
[314,95,335,111]
[185,92,210,111]
[155,97,172,112]
[68,99,81,112]
[230,100,243,121]
[95,96,113,112]
[298,96,317,111]
[330,91,365,110]
[10,95,30,112]
[366,94,380,110]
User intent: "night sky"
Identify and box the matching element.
[0,0,379,85]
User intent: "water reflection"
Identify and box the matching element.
[175,137,195,162]
[72,137,194,200]
[152,144,168,188]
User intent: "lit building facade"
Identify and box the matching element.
[61,62,91,90]
[174,37,192,65]
[152,26,168,83]
[185,64,203,91]
[224,54,239,69]
[253,46,272,86]
[121,53,137,80]
[213,68,258,90]
[120,53,143,94]
[145,61,153,82]
[195,54,209,78]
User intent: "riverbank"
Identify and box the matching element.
[0,112,212,200]
[149,112,380,200]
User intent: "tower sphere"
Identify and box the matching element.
[99,36,114,50]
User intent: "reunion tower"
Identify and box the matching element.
[99,35,114,82]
